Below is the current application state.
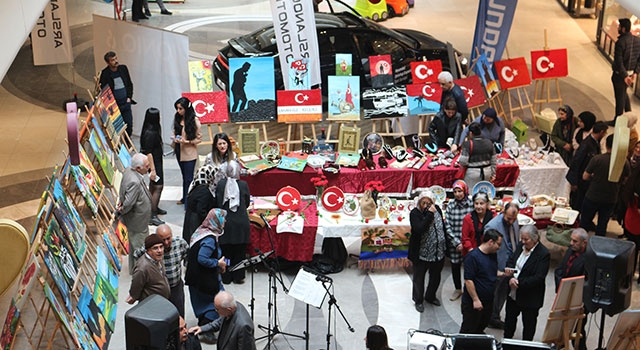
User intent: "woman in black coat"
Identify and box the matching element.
[183,164,216,243]
[215,161,251,284]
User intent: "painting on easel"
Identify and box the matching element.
[43,282,76,346]
[228,57,276,123]
[361,86,408,119]
[276,89,322,123]
[71,146,104,215]
[181,91,229,124]
[0,299,20,350]
[493,57,531,89]
[188,60,214,92]
[369,55,393,88]
[474,53,500,98]
[406,83,442,115]
[454,76,487,108]
[77,286,112,350]
[410,60,442,84]
[335,53,352,76]
[327,75,360,121]
[530,48,568,80]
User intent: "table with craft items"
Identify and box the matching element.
[515,160,571,199]
[242,153,520,197]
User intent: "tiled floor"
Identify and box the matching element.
[2,0,640,349]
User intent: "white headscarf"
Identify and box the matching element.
[223,161,241,212]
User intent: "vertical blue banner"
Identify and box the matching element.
[470,0,518,73]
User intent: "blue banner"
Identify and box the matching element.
[470,0,518,73]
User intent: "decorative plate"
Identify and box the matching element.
[429,185,447,205]
[276,186,301,211]
[321,186,345,212]
[306,155,326,169]
[517,214,535,226]
[260,140,280,159]
[342,195,360,216]
[513,187,530,208]
[472,181,496,200]
[362,132,384,155]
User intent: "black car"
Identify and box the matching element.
[213,11,467,95]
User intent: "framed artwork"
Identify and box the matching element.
[327,75,360,121]
[188,60,214,92]
[276,156,307,172]
[288,58,310,90]
[361,86,408,119]
[238,128,260,156]
[335,53,352,76]
[181,91,229,124]
[338,125,361,153]
[362,133,384,155]
[228,57,276,123]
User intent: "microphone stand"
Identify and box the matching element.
[320,279,354,350]
[256,215,306,349]
[229,250,272,320]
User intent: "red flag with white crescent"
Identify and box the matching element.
[405,83,442,104]
[276,89,322,122]
[454,76,486,108]
[493,57,531,89]
[181,91,229,124]
[410,60,443,84]
[530,48,568,79]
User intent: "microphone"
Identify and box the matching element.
[255,248,265,257]
[259,213,272,230]
[315,273,333,283]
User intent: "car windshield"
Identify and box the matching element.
[339,13,418,47]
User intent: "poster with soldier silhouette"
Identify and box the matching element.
[327,75,360,121]
[228,57,276,123]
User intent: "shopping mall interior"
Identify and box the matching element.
[1,0,640,349]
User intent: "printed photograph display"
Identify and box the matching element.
[327,75,360,121]
[361,86,408,119]
[288,58,310,90]
[335,53,352,76]
[188,60,214,92]
[228,57,276,123]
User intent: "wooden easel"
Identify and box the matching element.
[372,117,407,148]
[610,322,640,350]
[285,122,318,152]
[487,93,508,126]
[543,279,586,349]
[202,123,225,146]
[532,29,564,113]
[326,119,357,146]
[499,86,536,128]
[417,114,436,139]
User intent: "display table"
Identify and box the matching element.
[516,161,571,199]
[243,153,520,196]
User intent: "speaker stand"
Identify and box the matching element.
[596,309,606,350]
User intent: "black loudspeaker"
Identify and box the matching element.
[583,236,635,316]
[450,334,496,350]
[125,294,180,349]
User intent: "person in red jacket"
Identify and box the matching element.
[461,192,494,256]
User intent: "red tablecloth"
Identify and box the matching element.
[243,153,520,196]
[247,201,318,262]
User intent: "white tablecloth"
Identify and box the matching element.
[516,161,571,199]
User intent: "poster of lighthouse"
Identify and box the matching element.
[327,75,360,121]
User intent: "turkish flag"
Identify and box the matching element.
[276,89,322,122]
[410,60,443,84]
[493,57,531,89]
[530,48,568,79]
[406,83,442,104]
[454,76,487,108]
[181,91,228,124]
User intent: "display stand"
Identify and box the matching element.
[237,121,269,141]
[326,120,357,146]
[203,123,225,146]
[542,276,586,349]
[533,78,563,113]
[608,310,640,350]
[499,86,536,128]
[417,114,435,139]
[285,122,317,152]
[371,118,407,148]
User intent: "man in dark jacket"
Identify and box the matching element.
[610,18,640,125]
[504,225,550,341]
[429,97,463,152]
[438,71,468,122]
[566,121,607,211]
[100,51,135,136]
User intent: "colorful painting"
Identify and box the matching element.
[43,250,72,313]
[182,91,229,124]
[474,53,500,98]
[96,248,119,292]
[54,200,87,262]
[43,282,76,344]
[276,156,308,172]
[369,55,393,87]
[188,60,214,92]
[276,89,323,123]
[13,255,40,310]
[89,129,115,185]
[288,58,310,90]
[406,83,443,115]
[96,86,125,143]
[44,220,78,289]
[361,86,408,119]
[228,57,276,123]
[71,313,99,350]
[114,220,129,254]
[102,233,122,272]
[335,53,352,76]
[359,225,411,269]
[71,146,104,215]
[410,60,443,84]
[77,286,112,350]
[327,75,360,121]
[0,299,20,350]
[93,275,117,332]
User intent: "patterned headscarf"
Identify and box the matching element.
[190,208,227,247]
[223,161,241,212]
[188,164,216,196]
[452,179,469,196]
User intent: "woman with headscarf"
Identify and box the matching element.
[408,190,449,312]
[572,111,596,152]
[460,191,494,256]
[183,164,216,242]
[445,180,473,301]
[185,208,228,336]
[215,161,251,284]
[550,105,578,165]
[172,97,202,208]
